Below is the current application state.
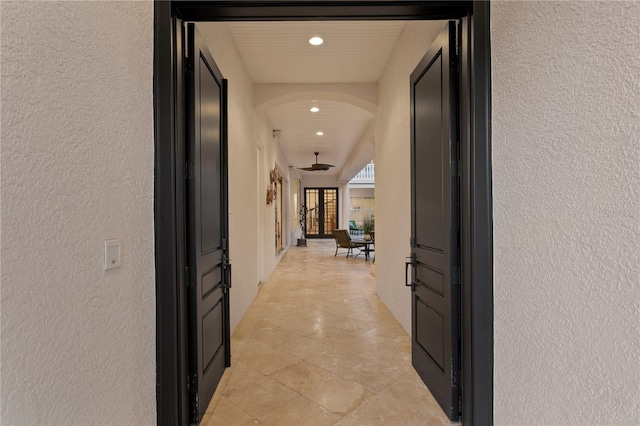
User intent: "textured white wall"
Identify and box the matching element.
[257,119,292,279]
[375,21,447,333]
[198,23,292,329]
[492,2,640,423]
[1,1,155,424]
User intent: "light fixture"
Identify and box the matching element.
[309,36,323,46]
[316,131,324,136]
[310,107,320,113]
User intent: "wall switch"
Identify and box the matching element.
[104,240,121,270]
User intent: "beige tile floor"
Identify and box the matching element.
[201,240,450,426]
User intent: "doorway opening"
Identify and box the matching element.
[304,188,338,239]
[154,2,492,425]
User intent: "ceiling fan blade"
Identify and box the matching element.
[298,153,334,171]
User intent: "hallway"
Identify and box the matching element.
[201,240,450,425]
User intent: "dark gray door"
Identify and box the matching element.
[185,23,231,424]
[409,21,460,421]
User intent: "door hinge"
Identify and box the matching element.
[186,161,195,180]
[410,237,416,248]
[188,373,199,423]
[222,238,228,251]
[188,372,197,391]
[452,367,461,388]
[186,266,196,288]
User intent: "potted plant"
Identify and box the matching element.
[363,217,374,240]
[297,205,308,246]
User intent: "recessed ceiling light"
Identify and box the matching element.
[316,131,324,136]
[310,107,320,113]
[309,36,324,46]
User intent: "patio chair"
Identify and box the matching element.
[332,229,367,258]
[349,220,363,235]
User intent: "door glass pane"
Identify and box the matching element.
[324,189,337,234]
[305,189,320,236]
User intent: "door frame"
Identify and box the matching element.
[154,1,493,424]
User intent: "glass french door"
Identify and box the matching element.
[304,188,338,238]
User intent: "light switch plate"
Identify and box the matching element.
[104,239,121,270]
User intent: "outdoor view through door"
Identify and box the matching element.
[185,23,231,424]
[409,21,461,421]
[304,188,338,238]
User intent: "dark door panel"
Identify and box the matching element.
[410,21,460,421]
[185,23,231,424]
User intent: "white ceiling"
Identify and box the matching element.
[226,21,407,84]
[223,21,408,178]
[266,99,373,171]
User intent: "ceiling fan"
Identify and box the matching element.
[298,152,335,172]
